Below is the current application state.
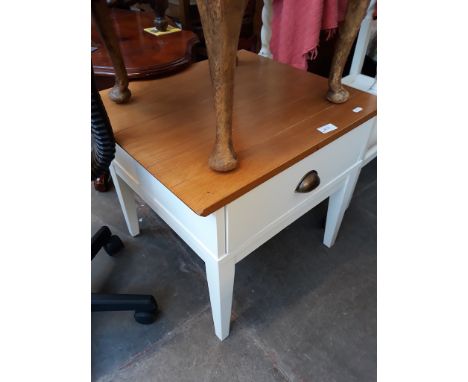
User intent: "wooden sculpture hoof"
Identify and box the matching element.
[109,85,131,104]
[209,146,238,172]
[326,87,350,104]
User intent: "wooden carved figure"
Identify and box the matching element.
[91,0,132,104]
[196,0,249,172]
[327,0,371,103]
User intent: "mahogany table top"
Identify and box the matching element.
[92,8,198,79]
[101,50,377,216]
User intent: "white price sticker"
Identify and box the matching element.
[353,107,363,113]
[317,123,338,134]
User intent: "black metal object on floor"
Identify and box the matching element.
[91,69,158,325]
[91,226,159,325]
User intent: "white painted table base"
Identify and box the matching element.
[110,118,374,340]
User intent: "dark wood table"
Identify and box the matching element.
[92,7,199,191]
[92,8,199,85]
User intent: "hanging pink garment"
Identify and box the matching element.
[270,0,349,70]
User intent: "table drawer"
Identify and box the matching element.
[226,119,373,259]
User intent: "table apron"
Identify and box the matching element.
[112,117,374,266]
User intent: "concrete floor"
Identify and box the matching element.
[91,159,377,382]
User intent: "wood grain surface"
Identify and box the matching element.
[101,50,377,216]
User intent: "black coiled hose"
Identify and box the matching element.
[91,68,116,181]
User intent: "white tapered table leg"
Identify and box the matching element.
[344,167,363,211]
[323,166,361,247]
[205,256,235,340]
[109,163,140,237]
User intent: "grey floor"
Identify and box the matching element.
[91,159,377,382]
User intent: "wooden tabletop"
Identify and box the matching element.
[102,50,377,216]
[92,9,198,78]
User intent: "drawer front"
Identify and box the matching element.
[226,119,374,259]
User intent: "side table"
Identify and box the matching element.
[103,51,377,340]
[92,8,199,83]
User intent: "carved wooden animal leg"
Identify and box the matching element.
[327,0,370,104]
[196,0,249,172]
[91,0,131,104]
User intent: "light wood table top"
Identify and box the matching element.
[102,50,377,216]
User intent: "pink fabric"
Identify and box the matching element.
[270,0,349,70]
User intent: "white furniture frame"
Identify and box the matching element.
[110,117,375,340]
[258,0,377,166]
[341,0,377,166]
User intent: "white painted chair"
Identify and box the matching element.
[258,0,377,165]
[341,0,377,165]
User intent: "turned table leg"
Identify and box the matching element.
[91,0,131,104]
[327,0,370,104]
[196,0,249,172]
[258,0,273,59]
[148,0,169,31]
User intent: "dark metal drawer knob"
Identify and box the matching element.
[295,170,320,193]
